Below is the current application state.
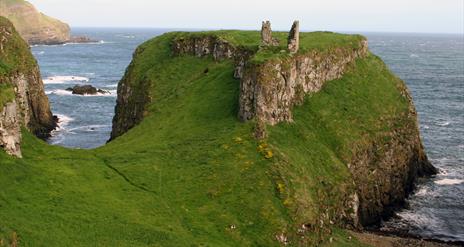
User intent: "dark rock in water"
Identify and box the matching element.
[97,89,110,94]
[69,85,109,95]
[68,36,98,44]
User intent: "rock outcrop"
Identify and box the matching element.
[0,17,56,156]
[0,0,93,45]
[0,101,21,157]
[66,85,109,95]
[239,40,368,125]
[348,84,437,226]
[110,53,151,141]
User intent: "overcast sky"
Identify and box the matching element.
[27,0,464,34]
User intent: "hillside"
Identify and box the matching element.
[0,21,435,246]
[0,0,70,45]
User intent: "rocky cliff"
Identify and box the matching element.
[348,82,437,226]
[0,16,56,157]
[1,0,72,45]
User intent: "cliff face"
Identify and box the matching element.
[0,17,56,157]
[0,0,70,45]
[110,56,150,141]
[239,41,368,125]
[348,83,436,226]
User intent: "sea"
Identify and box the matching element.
[31,28,463,243]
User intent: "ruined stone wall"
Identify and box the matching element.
[239,40,369,125]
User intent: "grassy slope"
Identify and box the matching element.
[0,31,408,246]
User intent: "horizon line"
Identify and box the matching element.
[68,26,464,36]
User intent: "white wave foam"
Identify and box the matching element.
[46,89,73,96]
[410,54,419,58]
[107,84,118,88]
[437,121,450,127]
[43,76,90,84]
[415,187,428,196]
[435,179,464,186]
[55,114,74,129]
[395,211,439,226]
[46,89,116,97]
[67,124,111,132]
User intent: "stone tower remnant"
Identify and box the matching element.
[261,21,279,46]
[287,21,300,54]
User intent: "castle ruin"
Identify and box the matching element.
[261,21,280,46]
[260,20,299,53]
[287,21,299,53]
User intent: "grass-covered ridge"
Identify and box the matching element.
[0,31,410,246]
[172,30,365,64]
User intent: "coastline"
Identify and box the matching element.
[351,231,463,247]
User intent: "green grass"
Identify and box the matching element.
[0,31,410,246]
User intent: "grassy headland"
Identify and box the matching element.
[0,30,412,246]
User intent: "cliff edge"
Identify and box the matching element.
[0,16,56,157]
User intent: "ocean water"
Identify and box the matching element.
[31,28,166,148]
[31,29,463,242]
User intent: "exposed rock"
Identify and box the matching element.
[347,85,437,227]
[239,40,369,125]
[0,102,21,157]
[287,21,300,54]
[67,85,109,95]
[0,0,92,45]
[110,52,151,141]
[0,17,56,156]
[68,36,98,44]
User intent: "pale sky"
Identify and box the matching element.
[27,0,464,34]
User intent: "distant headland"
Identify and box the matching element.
[0,0,95,45]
